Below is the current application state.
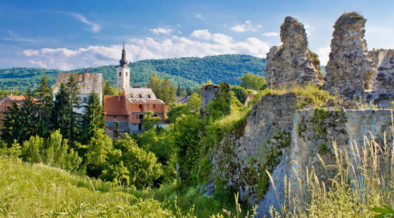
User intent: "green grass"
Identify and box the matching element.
[0,157,172,217]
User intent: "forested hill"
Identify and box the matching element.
[0,54,266,91]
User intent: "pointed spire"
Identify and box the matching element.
[119,41,128,67]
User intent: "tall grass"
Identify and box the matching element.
[272,135,393,217]
[0,157,173,217]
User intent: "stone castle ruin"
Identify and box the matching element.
[265,16,324,88]
[204,12,393,217]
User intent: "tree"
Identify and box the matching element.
[2,102,21,144]
[35,75,54,138]
[115,134,163,188]
[19,89,39,143]
[53,83,72,140]
[81,91,105,144]
[21,135,44,163]
[148,74,176,104]
[231,85,248,104]
[103,81,118,95]
[239,73,266,90]
[148,73,162,97]
[86,129,114,178]
[66,76,81,143]
[44,130,82,172]
[142,111,161,131]
[160,77,176,104]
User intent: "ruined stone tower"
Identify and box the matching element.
[265,16,324,89]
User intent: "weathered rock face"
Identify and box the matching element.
[324,12,376,99]
[265,16,323,88]
[257,108,394,216]
[211,93,297,203]
[367,49,394,107]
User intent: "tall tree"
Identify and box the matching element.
[160,77,176,104]
[81,91,105,144]
[2,102,21,144]
[66,76,81,143]
[53,83,72,140]
[147,73,162,96]
[19,89,39,143]
[35,75,54,138]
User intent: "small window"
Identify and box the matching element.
[139,104,143,110]
[113,115,117,119]
[139,94,142,98]
[148,94,151,98]
[153,104,156,109]
[83,97,88,103]
[126,72,128,76]
[119,72,121,76]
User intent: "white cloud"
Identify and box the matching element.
[191,29,212,40]
[230,20,262,33]
[304,24,313,36]
[22,30,271,70]
[195,13,205,20]
[68,13,101,33]
[150,27,173,35]
[317,46,330,65]
[263,32,279,37]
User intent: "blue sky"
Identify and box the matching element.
[1,0,393,70]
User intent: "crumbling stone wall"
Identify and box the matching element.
[368,49,394,107]
[265,16,323,88]
[211,93,297,203]
[324,12,376,100]
[258,108,394,216]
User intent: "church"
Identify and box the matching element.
[103,43,168,136]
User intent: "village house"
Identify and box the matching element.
[52,70,103,114]
[104,43,168,135]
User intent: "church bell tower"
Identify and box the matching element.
[116,42,130,90]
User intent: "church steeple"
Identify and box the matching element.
[119,41,128,67]
[116,41,130,90]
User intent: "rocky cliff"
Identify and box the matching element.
[368,49,394,107]
[324,12,376,100]
[265,16,324,89]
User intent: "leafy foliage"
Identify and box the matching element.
[239,73,266,90]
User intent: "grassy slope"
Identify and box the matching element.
[0,157,172,217]
[0,54,266,91]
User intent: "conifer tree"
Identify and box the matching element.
[19,89,39,143]
[53,83,72,140]
[81,91,105,144]
[66,75,81,143]
[35,75,54,138]
[2,102,21,144]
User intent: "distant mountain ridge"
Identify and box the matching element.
[0,54,266,91]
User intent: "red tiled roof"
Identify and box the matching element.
[103,95,129,116]
[0,96,34,113]
[128,99,165,104]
